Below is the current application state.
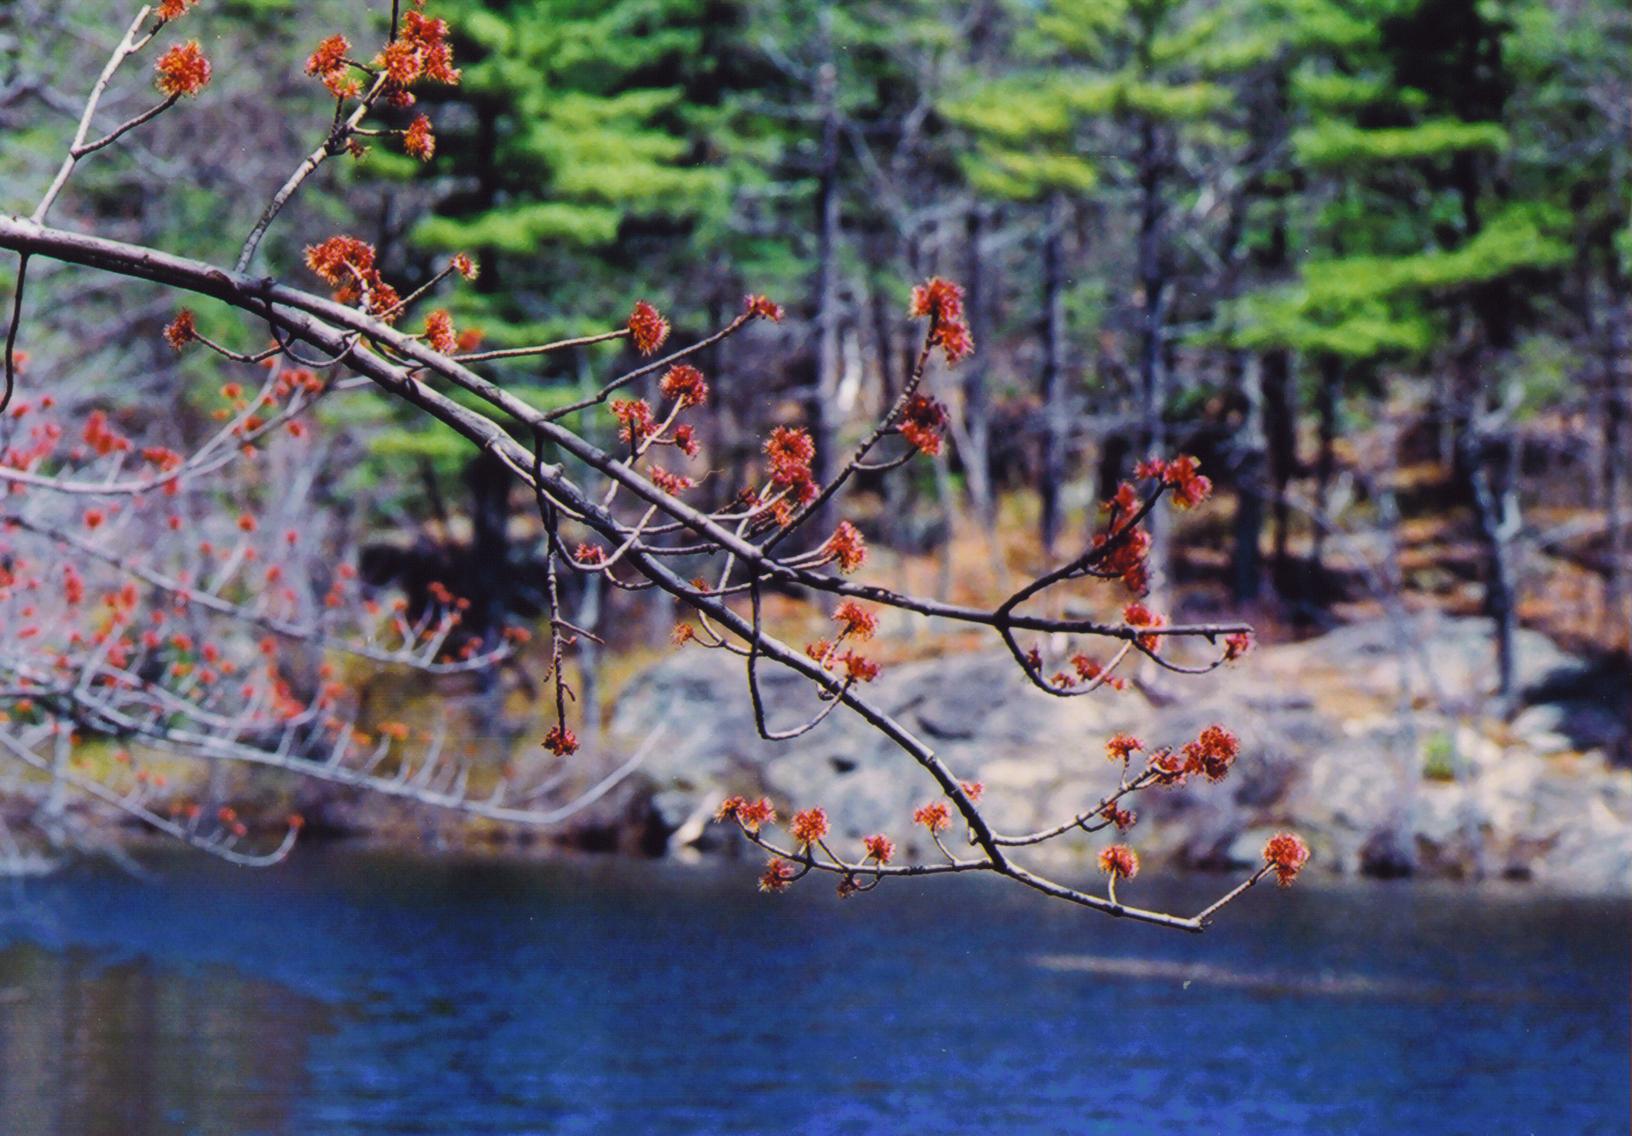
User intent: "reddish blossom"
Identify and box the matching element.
[541,724,578,756]
[764,425,815,480]
[154,41,211,97]
[671,622,695,645]
[821,521,867,573]
[862,833,895,863]
[423,309,456,354]
[403,114,436,160]
[376,9,460,87]
[610,398,656,444]
[909,277,965,323]
[959,780,984,803]
[156,0,198,21]
[305,34,358,97]
[1106,733,1143,762]
[1101,804,1136,831]
[758,858,797,893]
[1162,454,1213,509]
[163,311,197,351]
[929,319,975,366]
[832,600,878,641]
[659,363,708,407]
[649,466,694,495]
[744,294,784,321]
[450,253,479,281]
[1122,601,1166,652]
[1181,724,1240,783]
[841,652,880,683]
[913,801,951,833]
[899,394,948,455]
[1224,632,1252,662]
[672,423,700,458]
[714,795,748,823]
[1098,843,1140,879]
[735,797,776,831]
[627,301,670,355]
[1263,832,1310,886]
[790,807,829,848]
[575,542,605,565]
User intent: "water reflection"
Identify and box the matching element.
[0,851,1623,1135]
[0,946,330,1135]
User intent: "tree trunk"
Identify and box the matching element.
[1232,352,1267,601]
[1308,355,1340,585]
[962,205,994,525]
[1136,118,1170,605]
[1038,193,1069,556]
[1263,348,1296,579]
[809,5,842,535]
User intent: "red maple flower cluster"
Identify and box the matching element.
[1136,454,1213,509]
[156,0,198,21]
[1064,652,1126,691]
[162,310,197,350]
[743,294,784,322]
[758,858,797,893]
[913,801,951,833]
[1100,804,1136,830]
[627,301,670,355]
[305,34,358,97]
[304,235,399,317]
[841,652,881,682]
[1098,843,1140,880]
[610,398,656,444]
[715,795,776,831]
[1106,733,1143,762]
[1092,488,1153,593]
[154,42,212,98]
[672,424,699,458]
[789,807,829,848]
[1263,832,1310,886]
[575,541,605,565]
[1122,601,1165,652]
[403,114,436,160]
[378,9,460,88]
[1181,724,1240,782]
[909,277,975,366]
[659,364,708,408]
[764,426,817,504]
[541,724,578,756]
[1224,631,1252,661]
[423,309,456,353]
[861,833,895,863]
[899,394,948,456]
[832,600,877,640]
[821,521,867,573]
[649,466,693,495]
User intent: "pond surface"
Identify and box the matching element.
[0,849,1625,1135]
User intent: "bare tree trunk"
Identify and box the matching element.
[810,4,842,535]
[1232,353,1267,601]
[1136,119,1171,607]
[1309,355,1339,585]
[962,205,994,525]
[1039,193,1069,556]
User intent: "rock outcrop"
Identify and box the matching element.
[611,614,1632,893]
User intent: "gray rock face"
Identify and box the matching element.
[610,614,1632,893]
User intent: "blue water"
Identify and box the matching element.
[0,849,1624,1135]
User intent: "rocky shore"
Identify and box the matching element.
[611,615,1632,894]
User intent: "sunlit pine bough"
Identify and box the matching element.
[0,0,1310,927]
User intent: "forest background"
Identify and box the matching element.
[2,0,1628,857]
